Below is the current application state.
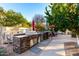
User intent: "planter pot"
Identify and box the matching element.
[76,35,79,47]
[71,33,76,38]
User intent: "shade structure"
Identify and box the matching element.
[32,20,35,31]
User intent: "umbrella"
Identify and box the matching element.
[32,20,35,31]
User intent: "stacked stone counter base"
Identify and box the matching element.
[13,36,30,54]
[13,31,52,54]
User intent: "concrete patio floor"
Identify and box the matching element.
[13,34,76,56]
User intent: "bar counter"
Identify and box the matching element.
[13,31,51,54]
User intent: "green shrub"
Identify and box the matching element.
[0,47,7,56]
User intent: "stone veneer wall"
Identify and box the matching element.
[13,34,39,54]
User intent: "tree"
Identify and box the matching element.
[35,23,45,31]
[33,14,45,24]
[0,7,6,44]
[33,14,45,31]
[5,10,26,26]
[0,7,6,26]
[45,3,76,32]
[21,19,31,28]
[45,3,72,31]
[45,3,79,45]
[0,7,31,44]
[0,7,30,27]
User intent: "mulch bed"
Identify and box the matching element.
[64,42,79,56]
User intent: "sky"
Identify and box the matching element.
[0,3,48,22]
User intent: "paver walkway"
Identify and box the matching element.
[13,34,76,56]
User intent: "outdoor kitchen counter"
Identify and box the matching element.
[13,31,51,54]
[14,33,40,38]
[13,33,41,54]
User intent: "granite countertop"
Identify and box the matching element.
[14,33,40,38]
[14,35,28,38]
[13,31,51,38]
